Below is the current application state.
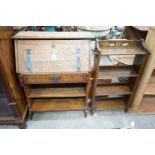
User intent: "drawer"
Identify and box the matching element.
[21,73,88,84]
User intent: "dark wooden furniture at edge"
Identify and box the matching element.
[0,27,28,128]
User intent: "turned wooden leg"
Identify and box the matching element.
[84,110,87,118]
[29,111,33,120]
[18,122,26,129]
[90,109,94,115]
[124,106,128,113]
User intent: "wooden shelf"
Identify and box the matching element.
[95,98,125,110]
[97,77,129,84]
[97,78,112,84]
[96,85,132,96]
[31,98,85,111]
[145,83,155,95]
[100,48,145,55]
[149,70,155,83]
[28,87,86,98]
[135,96,155,114]
[150,76,155,83]
[142,96,155,104]
[99,67,138,78]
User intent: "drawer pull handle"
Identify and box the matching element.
[50,75,61,81]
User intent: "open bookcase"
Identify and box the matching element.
[91,39,148,113]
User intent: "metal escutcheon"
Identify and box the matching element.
[50,75,61,81]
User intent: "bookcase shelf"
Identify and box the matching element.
[95,98,125,110]
[144,83,155,95]
[99,66,138,78]
[96,85,132,96]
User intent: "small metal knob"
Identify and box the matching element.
[50,75,61,81]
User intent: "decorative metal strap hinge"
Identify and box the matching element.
[76,48,81,72]
[26,48,32,73]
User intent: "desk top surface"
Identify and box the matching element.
[13,31,95,39]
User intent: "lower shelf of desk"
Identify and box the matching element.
[28,87,86,98]
[30,98,85,112]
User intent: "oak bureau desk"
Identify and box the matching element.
[13,32,95,119]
